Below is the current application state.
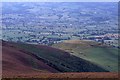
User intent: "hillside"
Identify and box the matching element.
[2,40,110,77]
[52,40,119,72]
[2,40,59,76]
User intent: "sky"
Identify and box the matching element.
[1,0,120,2]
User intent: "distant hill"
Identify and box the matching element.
[2,40,109,77]
[52,40,119,72]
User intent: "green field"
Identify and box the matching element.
[52,40,119,72]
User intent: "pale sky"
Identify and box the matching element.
[1,0,120,2]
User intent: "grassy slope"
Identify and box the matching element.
[52,40,119,72]
[8,41,108,72]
